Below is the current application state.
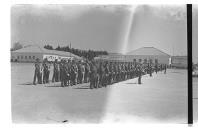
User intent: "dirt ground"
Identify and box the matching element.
[11,63,196,124]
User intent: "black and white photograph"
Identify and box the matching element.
[9,4,196,124]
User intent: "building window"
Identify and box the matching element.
[21,56,23,59]
[33,56,35,59]
[17,56,19,59]
[25,56,27,59]
[29,56,31,59]
[133,59,136,62]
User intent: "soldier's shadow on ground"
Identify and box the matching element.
[18,82,33,85]
[73,85,90,89]
[125,82,137,84]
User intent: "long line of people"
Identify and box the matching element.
[33,58,167,89]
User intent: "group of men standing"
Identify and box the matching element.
[33,58,91,86]
[88,60,167,89]
[33,58,50,85]
[33,58,167,89]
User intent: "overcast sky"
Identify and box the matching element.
[11,5,193,60]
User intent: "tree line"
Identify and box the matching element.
[44,44,108,60]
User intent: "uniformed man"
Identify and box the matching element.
[61,60,66,87]
[33,58,42,85]
[113,62,117,83]
[52,59,59,82]
[77,61,82,84]
[137,65,142,84]
[90,61,97,89]
[164,64,167,74]
[104,62,110,87]
[114,62,119,83]
[67,59,72,86]
[64,60,70,87]
[95,61,101,88]
[117,62,120,81]
[109,62,114,84]
[127,62,131,79]
[85,61,90,83]
[71,60,78,85]
[60,59,64,87]
[124,62,128,80]
[147,63,152,77]
[160,64,163,72]
[42,58,50,84]
[155,64,158,74]
[81,61,85,84]
[130,63,134,79]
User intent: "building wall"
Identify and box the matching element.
[96,55,170,64]
[125,55,170,64]
[11,52,79,63]
[11,52,43,62]
[171,56,187,68]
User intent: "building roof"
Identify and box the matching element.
[11,45,81,59]
[108,52,123,56]
[127,47,170,56]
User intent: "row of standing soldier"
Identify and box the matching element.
[33,58,167,89]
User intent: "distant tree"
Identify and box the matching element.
[11,42,23,51]
[44,45,53,50]
[55,45,61,50]
[54,44,108,60]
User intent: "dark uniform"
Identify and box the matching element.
[77,62,82,84]
[155,64,158,74]
[63,60,70,87]
[71,60,78,85]
[113,62,117,83]
[124,63,128,80]
[60,60,64,87]
[164,64,167,74]
[115,62,119,82]
[81,62,85,83]
[104,62,110,87]
[33,58,42,85]
[109,62,114,84]
[100,62,106,87]
[137,65,142,84]
[52,59,59,82]
[90,61,97,89]
[148,63,152,77]
[42,59,50,84]
[85,62,90,83]
[66,60,71,86]
[95,61,101,88]
[160,64,163,72]
[118,62,122,82]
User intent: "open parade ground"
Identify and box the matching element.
[11,63,197,123]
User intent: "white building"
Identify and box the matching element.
[125,47,171,64]
[11,45,82,62]
[96,47,171,65]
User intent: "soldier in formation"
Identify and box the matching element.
[33,58,168,88]
[33,58,42,85]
